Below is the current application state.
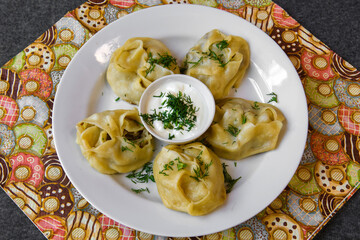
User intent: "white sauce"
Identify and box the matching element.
[144,80,206,140]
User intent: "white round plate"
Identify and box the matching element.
[53,4,308,237]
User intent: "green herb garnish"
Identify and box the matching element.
[185,56,204,69]
[222,163,241,193]
[121,146,133,152]
[225,124,240,137]
[196,150,203,161]
[267,92,278,103]
[115,97,120,101]
[241,114,247,124]
[252,101,260,110]
[131,187,150,194]
[153,92,165,98]
[216,40,229,51]
[126,162,155,184]
[191,160,213,182]
[134,120,144,127]
[140,91,199,132]
[123,137,135,147]
[176,160,187,171]
[145,52,177,76]
[168,133,175,140]
[206,49,232,68]
[159,157,187,176]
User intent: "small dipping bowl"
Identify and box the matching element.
[139,74,215,144]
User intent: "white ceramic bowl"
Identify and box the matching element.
[139,74,215,144]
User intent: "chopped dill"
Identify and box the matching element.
[176,159,187,171]
[134,120,144,127]
[267,92,278,103]
[121,146,133,152]
[225,124,240,137]
[196,150,203,161]
[126,162,155,184]
[159,157,187,176]
[206,49,232,68]
[222,163,241,193]
[216,40,229,50]
[185,56,204,69]
[252,101,260,110]
[182,40,231,71]
[145,52,177,76]
[123,137,135,147]
[131,187,150,194]
[153,92,165,98]
[168,133,175,140]
[241,114,247,124]
[140,91,199,132]
[191,160,213,182]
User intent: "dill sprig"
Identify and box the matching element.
[190,150,212,181]
[121,146,133,152]
[145,52,177,76]
[225,124,240,137]
[126,162,155,184]
[205,49,232,68]
[159,157,187,176]
[184,56,204,69]
[241,114,247,124]
[168,133,175,140]
[252,101,260,110]
[140,91,199,132]
[216,40,229,50]
[267,92,278,103]
[131,187,150,194]
[222,163,241,193]
[191,159,213,182]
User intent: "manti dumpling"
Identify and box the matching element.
[106,37,180,105]
[202,98,285,160]
[76,108,155,174]
[153,142,226,216]
[182,29,250,99]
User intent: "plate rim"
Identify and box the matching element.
[53,4,308,237]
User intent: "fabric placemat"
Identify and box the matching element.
[1,1,360,239]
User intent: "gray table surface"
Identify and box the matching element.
[0,0,359,239]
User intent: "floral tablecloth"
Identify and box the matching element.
[1,0,360,239]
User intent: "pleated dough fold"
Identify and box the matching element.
[76,108,155,174]
[183,29,250,99]
[202,98,285,160]
[107,37,180,105]
[153,142,226,216]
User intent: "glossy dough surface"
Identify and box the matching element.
[203,98,285,160]
[153,142,226,216]
[76,108,154,174]
[106,37,179,105]
[183,29,250,99]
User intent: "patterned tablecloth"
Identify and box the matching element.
[1,0,360,239]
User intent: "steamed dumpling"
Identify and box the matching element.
[76,108,155,174]
[182,29,250,99]
[107,37,180,105]
[202,98,285,160]
[153,142,226,216]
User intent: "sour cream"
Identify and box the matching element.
[139,74,215,143]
